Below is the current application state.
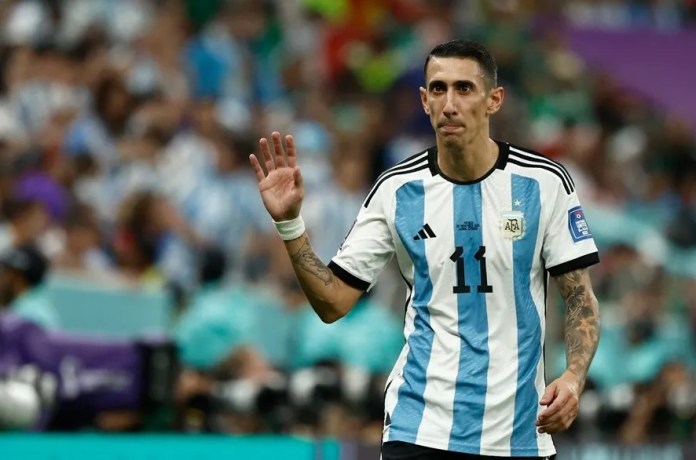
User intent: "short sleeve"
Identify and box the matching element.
[328,185,395,291]
[543,182,599,277]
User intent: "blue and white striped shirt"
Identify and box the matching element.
[328,141,599,457]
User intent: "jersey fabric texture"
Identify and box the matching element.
[328,141,599,457]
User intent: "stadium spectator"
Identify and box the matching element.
[0,243,57,330]
[51,202,111,275]
[0,197,49,254]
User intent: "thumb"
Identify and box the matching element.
[540,382,557,406]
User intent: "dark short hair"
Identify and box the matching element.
[423,39,498,89]
[0,244,48,287]
[199,247,227,285]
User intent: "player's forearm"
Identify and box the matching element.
[285,233,354,323]
[558,269,600,390]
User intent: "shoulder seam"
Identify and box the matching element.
[508,153,574,194]
[508,157,573,194]
[509,146,575,188]
[378,150,430,178]
[363,156,430,208]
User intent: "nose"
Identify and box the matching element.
[443,89,457,117]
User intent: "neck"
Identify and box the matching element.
[437,134,498,182]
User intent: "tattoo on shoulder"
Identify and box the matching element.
[290,236,334,286]
[557,268,600,384]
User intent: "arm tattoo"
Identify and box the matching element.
[556,268,600,384]
[289,235,334,286]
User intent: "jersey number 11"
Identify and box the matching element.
[450,246,493,294]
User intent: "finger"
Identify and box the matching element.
[538,407,575,427]
[537,400,568,424]
[539,413,568,434]
[272,131,286,168]
[259,137,275,172]
[539,422,564,434]
[285,135,297,168]
[539,383,556,406]
[539,400,575,427]
[249,154,266,182]
[538,391,571,422]
[293,165,303,188]
[539,409,578,434]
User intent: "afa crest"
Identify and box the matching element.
[500,211,525,240]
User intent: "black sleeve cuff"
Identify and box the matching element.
[328,261,370,291]
[547,252,600,277]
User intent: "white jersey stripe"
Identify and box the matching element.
[479,178,516,455]
[383,341,411,442]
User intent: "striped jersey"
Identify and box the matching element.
[327,140,599,457]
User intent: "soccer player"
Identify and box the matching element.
[249,40,600,459]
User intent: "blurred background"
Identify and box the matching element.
[0,0,695,458]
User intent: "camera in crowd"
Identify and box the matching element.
[177,362,388,434]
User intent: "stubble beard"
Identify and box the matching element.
[439,132,470,159]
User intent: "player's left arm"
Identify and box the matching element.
[537,267,600,434]
[557,267,601,388]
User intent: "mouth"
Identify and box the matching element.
[438,124,464,133]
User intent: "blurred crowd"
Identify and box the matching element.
[0,0,695,448]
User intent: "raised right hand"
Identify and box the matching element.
[249,132,304,222]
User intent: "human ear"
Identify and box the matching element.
[487,86,505,115]
[419,87,429,115]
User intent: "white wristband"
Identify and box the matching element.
[273,216,306,241]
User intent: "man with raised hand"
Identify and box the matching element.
[250,40,600,459]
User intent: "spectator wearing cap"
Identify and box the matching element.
[0,244,57,330]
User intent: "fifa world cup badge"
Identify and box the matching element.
[568,206,592,242]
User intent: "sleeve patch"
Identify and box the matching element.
[568,206,592,242]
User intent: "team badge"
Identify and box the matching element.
[568,206,592,242]
[500,211,525,240]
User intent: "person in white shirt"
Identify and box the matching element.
[249,40,600,459]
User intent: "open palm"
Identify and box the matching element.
[249,132,304,222]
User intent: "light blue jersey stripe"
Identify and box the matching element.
[391,181,435,443]
[510,174,542,456]
[449,183,489,452]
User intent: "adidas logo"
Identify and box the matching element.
[413,224,436,240]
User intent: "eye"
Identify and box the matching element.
[431,83,446,93]
[456,83,472,93]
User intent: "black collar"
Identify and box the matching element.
[428,139,510,185]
